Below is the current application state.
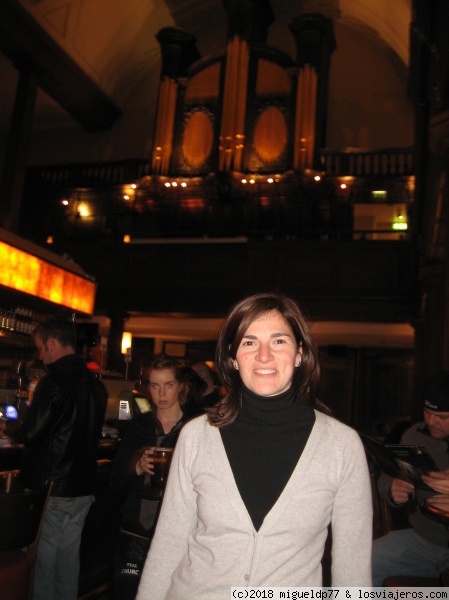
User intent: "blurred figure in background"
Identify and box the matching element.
[179,366,207,418]
[2,317,107,600]
[191,361,221,408]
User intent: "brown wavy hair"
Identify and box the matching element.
[208,293,329,427]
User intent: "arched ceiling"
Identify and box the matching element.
[5,0,410,130]
[165,0,411,65]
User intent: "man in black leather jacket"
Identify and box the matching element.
[7,317,107,600]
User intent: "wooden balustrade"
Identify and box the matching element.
[27,148,413,188]
[319,148,414,177]
[27,159,150,188]
[22,148,414,243]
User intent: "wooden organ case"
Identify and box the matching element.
[151,1,336,179]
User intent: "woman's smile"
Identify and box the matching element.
[235,311,302,397]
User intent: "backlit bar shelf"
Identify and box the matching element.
[0,228,96,316]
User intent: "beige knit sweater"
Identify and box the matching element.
[137,411,373,599]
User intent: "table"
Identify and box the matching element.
[420,495,449,525]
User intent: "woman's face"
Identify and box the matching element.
[235,310,302,397]
[147,368,183,411]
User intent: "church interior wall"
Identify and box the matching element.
[7,17,414,168]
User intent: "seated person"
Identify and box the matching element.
[109,355,188,600]
[372,371,449,585]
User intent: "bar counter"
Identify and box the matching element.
[0,439,122,599]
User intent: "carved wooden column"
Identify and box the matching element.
[219,0,274,171]
[0,67,37,232]
[152,28,199,175]
[222,0,274,44]
[289,14,336,171]
[409,0,449,417]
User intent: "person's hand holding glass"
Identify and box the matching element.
[135,446,155,476]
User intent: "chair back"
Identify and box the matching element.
[370,470,393,539]
[0,482,52,552]
[0,470,24,493]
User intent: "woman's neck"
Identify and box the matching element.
[238,384,304,425]
[155,405,183,433]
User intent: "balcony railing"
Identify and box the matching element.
[27,159,151,188]
[27,148,414,189]
[319,147,414,177]
[23,148,414,244]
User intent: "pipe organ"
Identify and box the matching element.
[151,2,335,178]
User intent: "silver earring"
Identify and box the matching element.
[295,361,301,367]
[233,362,239,370]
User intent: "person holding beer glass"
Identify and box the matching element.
[137,293,372,599]
[109,354,188,600]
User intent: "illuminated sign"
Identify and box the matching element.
[371,190,387,201]
[392,214,408,231]
[0,241,96,315]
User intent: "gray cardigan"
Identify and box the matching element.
[137,411,373,599]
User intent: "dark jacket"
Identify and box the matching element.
[9,354,108,496]
[377,421,449,548]
[109,411,187,536]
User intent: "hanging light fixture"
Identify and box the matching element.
[121,332,132,354]
[121,332,132,380]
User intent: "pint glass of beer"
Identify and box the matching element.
[152,447,173,491]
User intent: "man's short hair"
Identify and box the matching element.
[34,318,77,349]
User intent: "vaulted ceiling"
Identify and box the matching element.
[0,0,411,134]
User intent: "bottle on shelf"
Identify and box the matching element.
[15,361,29,421]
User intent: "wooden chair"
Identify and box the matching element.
[370,470,393,539]
[0,479,52,600]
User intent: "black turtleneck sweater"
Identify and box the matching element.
[220,385,315,530]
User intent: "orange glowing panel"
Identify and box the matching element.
[182,111,214,169]
[254,107,287,164]
[180,198,204,209]
[0,241,96,315]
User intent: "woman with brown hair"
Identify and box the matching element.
[109,354,188,600]
[137,294,372,599]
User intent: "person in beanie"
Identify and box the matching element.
[372,371,449,585]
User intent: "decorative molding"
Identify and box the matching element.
[178,106,216,174]
[248,102,290,171]
[181,109,214,170]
